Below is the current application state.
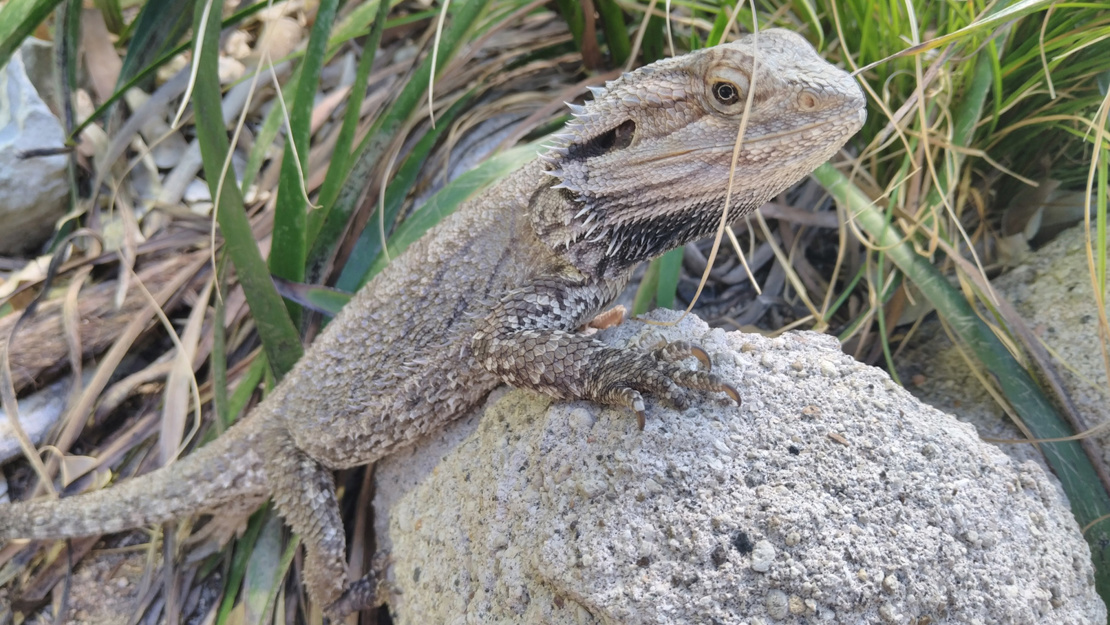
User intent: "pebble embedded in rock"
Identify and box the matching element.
[751,539,776,572]
[765,589,789,620]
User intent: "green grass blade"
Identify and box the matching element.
[261,532,300,621]
[553,0,585,52]
[814,163,1110,599]
[0,0,64,70]
[331,0,397,43]
[1097,146,1107,295]
[211,257,230,432]
[227,355,267,428]
[192,0,302,377]
[655,247,683,309]
[272,278,352,316]
[92,0,123,34]
[704,0,735,48]
[240,85,288,194]
[311,0,390,243]
[115,0,196,92]
[306,0,491,285]
[271,0,341,326]
[240,515,286,620]
[595,0,631,65]
[333,89,477,290]
[214,505,271,625]
[72,0,270,138]
[632,260,661,315]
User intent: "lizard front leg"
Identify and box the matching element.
[471,276,738,428]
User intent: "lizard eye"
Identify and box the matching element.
[706,70,749,113]
[713,81,741,105]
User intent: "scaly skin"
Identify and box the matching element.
[0,29,865,618]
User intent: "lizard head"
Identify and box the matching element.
[535,28,867,277]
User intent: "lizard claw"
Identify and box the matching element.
[690,346,712,371]
[636,409,646,431]
[721,382,741,405]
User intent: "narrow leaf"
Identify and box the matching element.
[655,247,683,309]
[333,90,477,289]
[192,0,302,377]
[271,0,341,326]
[0,0,64,71]
[305,0,491,284]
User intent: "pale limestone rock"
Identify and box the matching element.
[376,310,1104,624]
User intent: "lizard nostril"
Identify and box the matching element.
[797,91,819,111]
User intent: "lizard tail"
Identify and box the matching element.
[0,416,269,540]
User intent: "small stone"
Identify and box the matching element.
[879,602,902,623]
[765,589,789,620]
[568,407,594,431]
[788,594,806,615]
[820,360,838,377]
[751,540,776,572]
[882,574,901,594]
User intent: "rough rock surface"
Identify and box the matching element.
[0,45,69,255]
[375,310,1104,624]
[899,225,1109,469]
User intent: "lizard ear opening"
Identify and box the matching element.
[586,119,636,156]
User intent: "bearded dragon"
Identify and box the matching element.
[0,29,866,619]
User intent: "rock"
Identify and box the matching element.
[899,225,1110,469]
[0,44,69,255]
[375,310,1104,624]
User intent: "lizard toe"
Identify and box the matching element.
[669,368,741,407]
[651,340,712,371]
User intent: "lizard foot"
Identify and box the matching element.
[324,552,396,621]
[591,342,739,430]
